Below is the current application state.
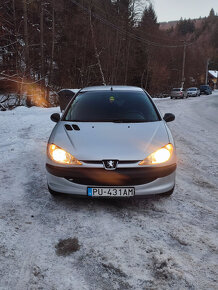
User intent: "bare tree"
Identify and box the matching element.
[89,5,106,85]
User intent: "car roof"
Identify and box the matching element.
[80,85,144,92]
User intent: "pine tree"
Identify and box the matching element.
[209,8,215,17]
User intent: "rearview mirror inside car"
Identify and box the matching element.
[163,113,175,122]
[50,113,60,123]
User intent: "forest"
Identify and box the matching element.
[0,0,218,108]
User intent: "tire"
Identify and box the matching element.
[162,186,175,196]
[48,185,62,196]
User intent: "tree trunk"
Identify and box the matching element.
[49,0,55,85]
[124,39,130,85]
[40,2,44,81]
[89,9,106,86]
[12,0,18,74]
[145,57,150,90]
[23,0,29,73]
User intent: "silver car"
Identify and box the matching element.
[187,87,200,97]
[170,88,188,99]
[46,86,177,198]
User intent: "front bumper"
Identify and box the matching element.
[171,95,184,98]
[46,164,176,196]
[187,93,197,96]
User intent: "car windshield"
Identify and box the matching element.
[172,88,180,91]
[188,88,197,91]
[64,91,160,122]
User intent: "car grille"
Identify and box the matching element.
[65,174,156,186]
[46,164,176,187]
[82,160,139,164]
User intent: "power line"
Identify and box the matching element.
[82,0,182,43]
[0,73,44,85]
[69,0,196,48]
[0,40,19,49]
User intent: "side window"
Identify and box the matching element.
[58,90,75,112]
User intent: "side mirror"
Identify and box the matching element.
[163,113,175,123]
[50,113,60,123]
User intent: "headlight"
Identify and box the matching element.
[139,144,173,165]
[48,144,82,165]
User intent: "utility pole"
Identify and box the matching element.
[181,41,186,88]
[205,58,209,85]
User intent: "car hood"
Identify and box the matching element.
[49,121,169,161]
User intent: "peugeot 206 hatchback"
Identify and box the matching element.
[46,86,176,198]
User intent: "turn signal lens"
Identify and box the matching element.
[139,144,173,165]
[48,144,82,165]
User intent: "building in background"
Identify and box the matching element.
[208,70,218,89]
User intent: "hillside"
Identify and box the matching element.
[159,18,204,30]
[0,2,217,108]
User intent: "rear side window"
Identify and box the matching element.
[64,91,160,122]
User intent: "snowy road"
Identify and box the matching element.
[0,93,218,289]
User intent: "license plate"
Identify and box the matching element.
[87,187,135,197]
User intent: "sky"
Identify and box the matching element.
[150,0,217,22]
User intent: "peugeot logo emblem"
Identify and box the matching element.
[103,160,118,170]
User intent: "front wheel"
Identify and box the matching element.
[48,185,62,196]
[161,186,175,196]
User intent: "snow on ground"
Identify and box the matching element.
[0,93,218,289]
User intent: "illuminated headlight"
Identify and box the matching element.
[139,144,173,165]
[48,144,82,165]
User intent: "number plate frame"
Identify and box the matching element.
[87,187,135,197]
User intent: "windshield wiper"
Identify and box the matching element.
[112,119,146,123]
[65,119,147,123]
[65,120,92,122]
